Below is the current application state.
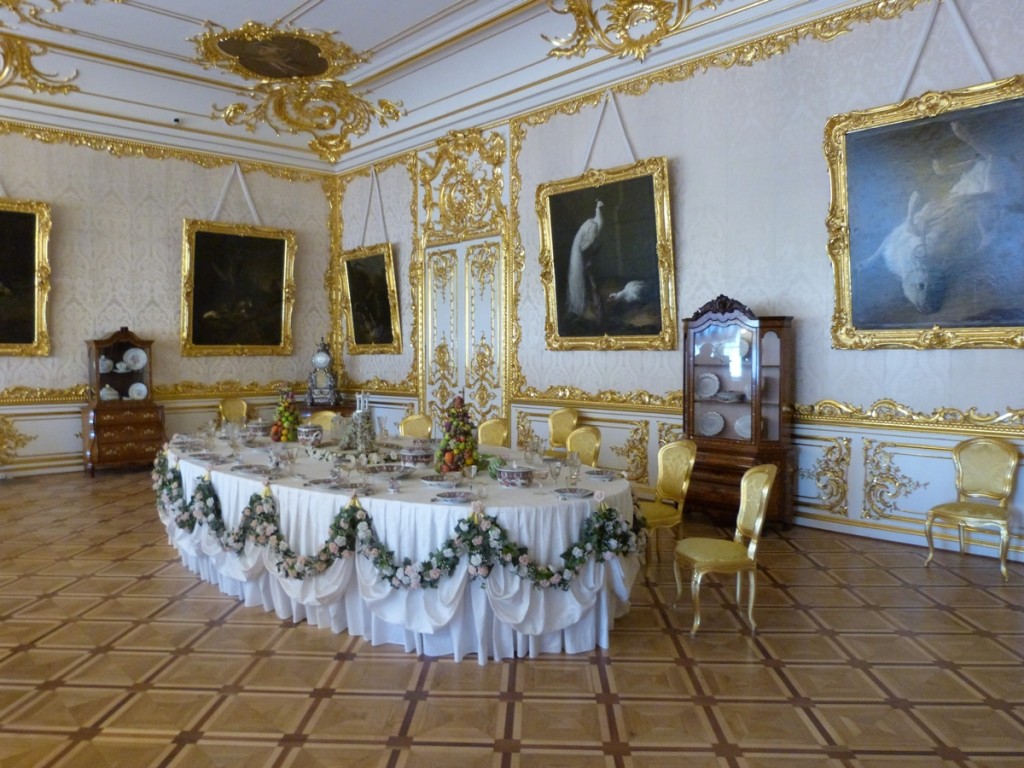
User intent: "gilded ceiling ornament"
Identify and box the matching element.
[0,0,116,31]
[862,439,928,519]
[0,33,76,93]
[193,21,401,163]
[544,0,722,61]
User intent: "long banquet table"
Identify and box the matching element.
[156,438,640,663]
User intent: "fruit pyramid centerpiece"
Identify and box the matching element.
[271,387,300,442]
[435,395,478,475]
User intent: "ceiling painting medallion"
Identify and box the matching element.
[544,0,722,61]
[193,20,402,162]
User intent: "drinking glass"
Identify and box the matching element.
[550,461,563,488]
[376,415,388,439]
[523,441,536,466]
[533,467,549,494]
[463,464,478,492]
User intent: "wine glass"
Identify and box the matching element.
[550,460,563,488]
[463,464,478,492]
[523,441,536,466]
[376,415,388,439]
[533,467,549,494]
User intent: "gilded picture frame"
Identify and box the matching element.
[826,75,1024,349]
[340,242,402,355]
[0,199,51,356]
[180,219,295,356]
[537,156,676,350]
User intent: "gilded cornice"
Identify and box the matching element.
[154,380,301,400]
[0,118,330,181]
[795,399,1024,435]
[0,384,87,404]
[514,387,684,412]
[514,0,931,131]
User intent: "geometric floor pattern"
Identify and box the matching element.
[1,469,1022,767]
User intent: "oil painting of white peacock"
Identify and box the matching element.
[827,75,1024,349]
[536,157,677,350]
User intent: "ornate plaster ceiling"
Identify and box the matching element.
[0,0,867,171]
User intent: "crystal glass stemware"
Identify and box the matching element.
[550,461,563,487]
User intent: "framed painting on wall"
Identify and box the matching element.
[537,156,676,350]
[340,242,402,354]
[180,219,296,356]
[826,75,1024,349]
[0,199,51,356]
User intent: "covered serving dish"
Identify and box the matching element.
[494,464,535,488]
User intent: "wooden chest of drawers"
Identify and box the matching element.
[82,402,165,476]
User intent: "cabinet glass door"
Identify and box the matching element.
[691,323,754,441]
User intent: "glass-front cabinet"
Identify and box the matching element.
[81,326,165,476]
[683,296,794,526]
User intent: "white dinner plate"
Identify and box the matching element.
[585,469,618,481]
[734,414,752,439]
[128,382,148,400]
[422,474,459,488]
[554,487,594,499]
[696,372,720,399]
[434,491,475,505]
[123,347,148,371]
[698,411,725,437]
[738,337,751,359]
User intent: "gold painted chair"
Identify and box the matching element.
[398,413,432,439]
[925,436,1019,581]
[636,440,697,581]
[546,407,579,456]
[478,417,509,448]
[307,410,338,431]
[673,463,777,637]
[218,397,251,426]
[565,426,601,467]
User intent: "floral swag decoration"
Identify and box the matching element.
[153,448,647,590]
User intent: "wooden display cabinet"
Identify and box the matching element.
[81,327,165,476]
[683,296,794,527]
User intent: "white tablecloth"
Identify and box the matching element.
[159,442,639,663]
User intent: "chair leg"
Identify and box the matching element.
[672,558,684,605]
[644,530,654,580]
[690,571,703,638]
[999,525,1010,582]
[957,523,966,558]
[735,572,742,605]
[924,514,936,567]
[746,569,757,634]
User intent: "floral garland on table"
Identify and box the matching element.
[152,447,645,588]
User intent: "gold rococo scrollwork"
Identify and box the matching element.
[796,399,1024,436]
[152,380,300,400]
[193,20,401,163]
[544,0,723,62]
[516,386,683,412]
[0,414,34,467]
[420,129,506,245]
[610,420,649,484]
[798,436,852,517]
[862,438,928,519]
[0,33,76,93]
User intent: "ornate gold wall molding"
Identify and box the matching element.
[152,380,300,400]
[657,421,684,446]
[0,414,34,467]
[862,438,928,519]
[796,399,1024,436]
[0,384,87,404]
[0,118,328,180]
[419,129,506,246]
[515,385,683,411]
[544,0,723,62]
[799,435,851,517]
[610,419,649,484]
[515,410,539,451]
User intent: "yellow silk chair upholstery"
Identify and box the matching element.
[398,413,432,439]
[478,417,509,447]
[565,426,601,467]
[218,397,251,426]
[925,436,1019,581]
[547,407,579,455]
[673,463,777,637]
[636,440,697,580]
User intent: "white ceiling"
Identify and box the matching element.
[0,0,860,171]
